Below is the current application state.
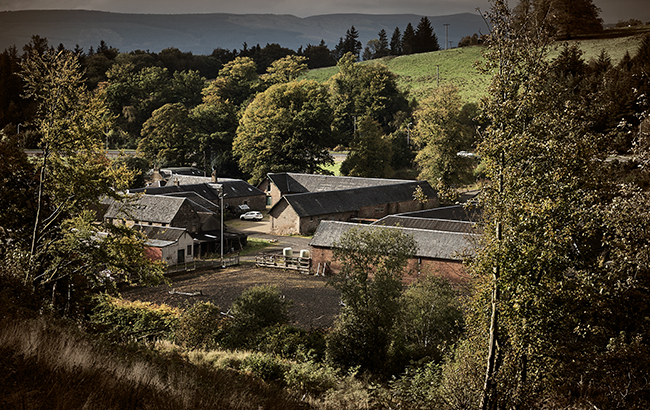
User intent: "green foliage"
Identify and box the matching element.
[221,285,293,349]
[174,301,226,350]
[241,353,288,383]
[15,48,165,318]
[396,275,465,363]
[190,98,240,177]
[233,80,335,184]
[0,133,39,240]
[111,153,150,188]
[413,85,478,188]
[457,1,650,408]
[261,55,309,85]
[284,360,340,397]
[390,361,444,409]
[327,226,417,376]
[255,324,327,362]
[202,56,260,107]
[231,285,291,332]
[340,116,394,178]
[330,53,410,141]
[138,102,194,167]
[89,295,180,342]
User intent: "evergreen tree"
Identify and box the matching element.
[334,26,362,60]
[413,17,440,53]
[402,23,416,55]
[377,29,390,58]
[390,26,402,55]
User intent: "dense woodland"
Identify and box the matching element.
[2,0,650,408]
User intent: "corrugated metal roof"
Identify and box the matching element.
[309,220,476,261]
[134,224,187,241]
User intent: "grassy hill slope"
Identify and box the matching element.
[303,28,649,104]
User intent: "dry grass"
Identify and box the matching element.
[0,317,307,410]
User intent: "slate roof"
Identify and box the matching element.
[167,174,212,185]
[374,215,475,234]
[103,195,186,224]
[157,192,219,213]
[275,181,437,217]
[129,183,220,201]
[266,172,424,195]
[310,221,476,261]
[397,205,481,222]
[130,180,264,200]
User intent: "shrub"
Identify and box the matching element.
[175,301,226,350]
[256,324,327,361]
[231,285,291,331]
[223,285,291,348]
[284,360,340,397]
[390,361,445,409]
[240,353,288,383]
[89,295,180,342]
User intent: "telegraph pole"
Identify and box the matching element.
[443,24,450,50]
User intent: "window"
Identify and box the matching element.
[187,245,192,255]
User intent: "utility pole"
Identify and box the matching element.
[407,122,412,146]
[443,24,450,50]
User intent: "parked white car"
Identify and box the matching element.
[240,211,263,221]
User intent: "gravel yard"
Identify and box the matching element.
[123,263,341,329]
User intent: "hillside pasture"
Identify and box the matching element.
[303,29,648,104]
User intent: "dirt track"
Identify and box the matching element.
[123,263,341,329]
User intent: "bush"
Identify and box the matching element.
[284,360,340,397]
[390,361,445,409]
[223,285,291,349]
[89,295,180,342]
[241,353,288,383]
[175,301,226,350]
[231,285,291,331]
[256,324,327,361]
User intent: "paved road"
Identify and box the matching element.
[229,216,311,261]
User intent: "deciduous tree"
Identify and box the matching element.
[413,85,478,188]
[326,226,417,376]
[15,48,164,317]
[330,53,410,143]
[340,116,394,178]
[233,80,335,184]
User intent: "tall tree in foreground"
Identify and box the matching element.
[14,49,164,317]
[472,0,601,407]
[326,226,417,376]
[461,1,650,408]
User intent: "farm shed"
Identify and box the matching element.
[309,221,474,284]
[136,225,195,266]
[267,180,438,235]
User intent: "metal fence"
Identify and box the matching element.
[166,254,239,275]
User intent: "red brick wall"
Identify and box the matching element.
[309,246,469,284]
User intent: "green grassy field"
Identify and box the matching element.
[302,28,648,104]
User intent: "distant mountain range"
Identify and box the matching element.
[0,10,486,55]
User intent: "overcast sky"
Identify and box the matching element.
[0,0,648,23]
